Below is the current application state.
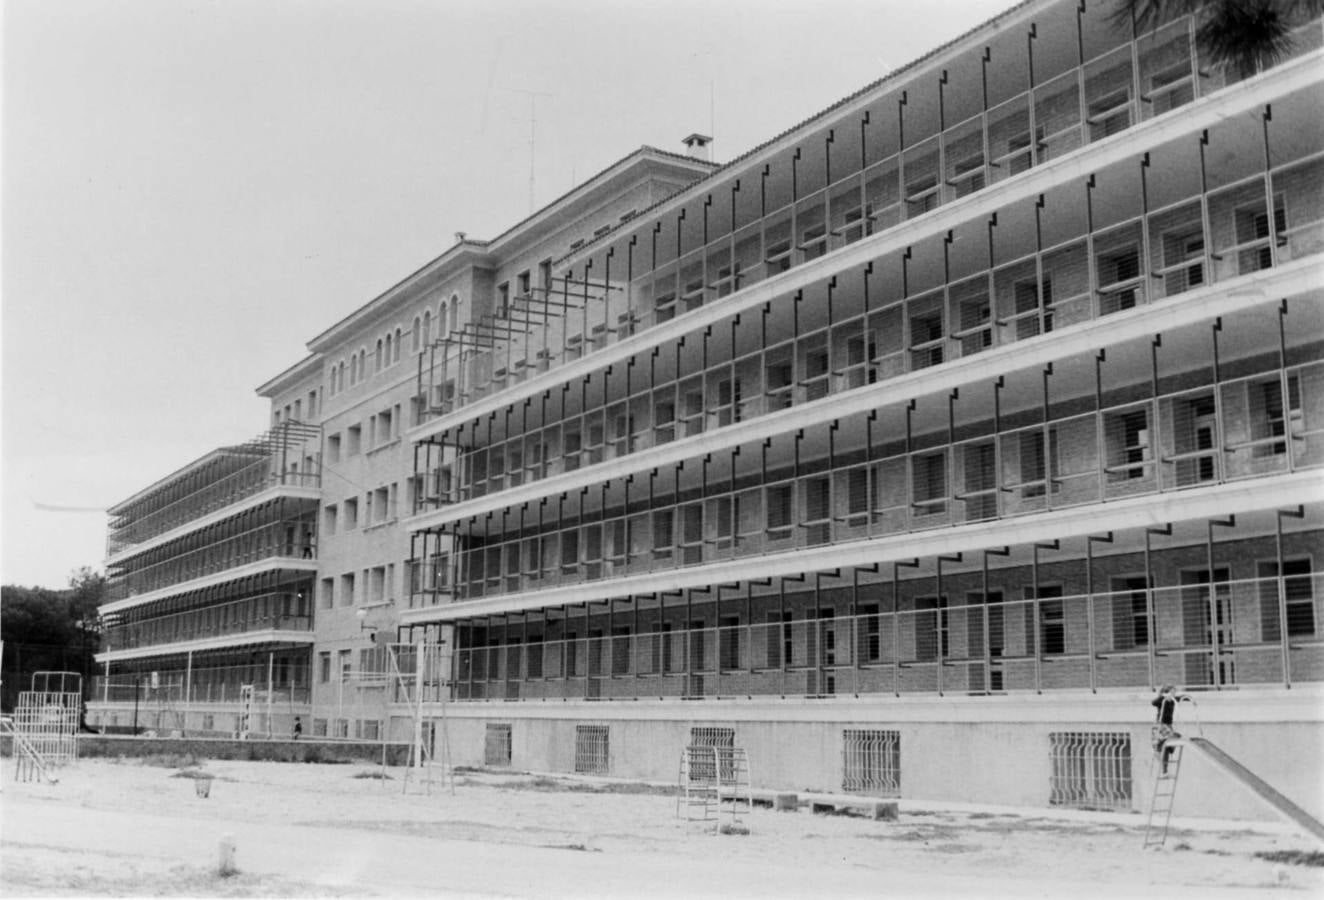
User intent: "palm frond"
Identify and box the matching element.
[1197,0,1297,75]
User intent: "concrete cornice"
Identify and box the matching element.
[106,484,321,568]
[95,629,317,664]
[101,557,319,616]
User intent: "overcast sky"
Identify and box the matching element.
[2,0,1012,588]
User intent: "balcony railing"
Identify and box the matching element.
[415,17,1322,428]
[419,154,1324,513]
[444,573,1324,700]
[107,534,315,602]
[104,593,312,652]
[419,358,1323,604]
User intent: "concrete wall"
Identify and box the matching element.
[1,734,412,765]
[423,688,1324,823]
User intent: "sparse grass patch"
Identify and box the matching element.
[718,823,750,836]
[1254,850,1324,867]
[137,752,205,769]
[352,770,393,780]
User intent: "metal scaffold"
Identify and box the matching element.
[6,671,83,784]
[349,640,454,795]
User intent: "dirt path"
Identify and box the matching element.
[2,759,1319,897]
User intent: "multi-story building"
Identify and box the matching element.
[93,0,1323,821]
[94,421,321,736]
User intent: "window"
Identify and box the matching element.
[338,649,352,681]
[765,484,793,540]
[719,616,740,670]
[951,153,985,197]
[1028,586,1065,655]
[485,723,513,766]
[319,577,334,610]
[1106,409,1150,481]
[652,509,673,560]
[1252,374,1302,457]
[766,611,792,668]
[1097,245,1141,313]
[651,622,673,674]
[1161,224,1205,295]
[574,725,610,774]
[1235,199,1286,274]
[372,487,390,524]
[322,504,337,536]
[1014,278,1053,339]
[1111,576,1150,650]
[339,572,356,607]
[343,497,359,530]
[1148,59,1193,114]
[909,306,944,369]
[842,729,900,797]
[846,468,870,520]
[374,338,383,373]
[1019,429,1060,498]
[1049,732,1132,810]
[346,424,362,456]
[1088,88,1131,140]
[857,603,881,662]
[912,452,947,516]
[517,270,531,298]
[496,282,510,317]
[1259,558,1315,640]
[422,311,432,346]
[914,596,948,661]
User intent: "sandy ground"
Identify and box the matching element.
[1,756,1321,899]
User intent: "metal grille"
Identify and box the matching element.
[13,690,81,767]
[842,729,901,796]
[485,723,513,766]
[574,725,610,774]
[688,727,735,782]
[1049,731,1132,810]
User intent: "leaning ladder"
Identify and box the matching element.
[1143,741,1184,849]
[677,745,751,829]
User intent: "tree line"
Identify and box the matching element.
[1,567,105,711]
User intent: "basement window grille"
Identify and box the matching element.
[1049,731,1132,810]
[485,723,513,767]
[574,725,610,775]
[688,726,736,782]
[842,729,901,797]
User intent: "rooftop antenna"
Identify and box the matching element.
[494,86,555,214]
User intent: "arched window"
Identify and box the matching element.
[394,328,402,363]
[412,317,421,353]
[338,361,346,391]
[375,338,384,373]
[385,333,393,365]
[439,302,448,340]
[450,294,460,331]
[358,349,366,381]
[423,311,432,347]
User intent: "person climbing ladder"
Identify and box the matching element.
[1151,684,1190,774]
